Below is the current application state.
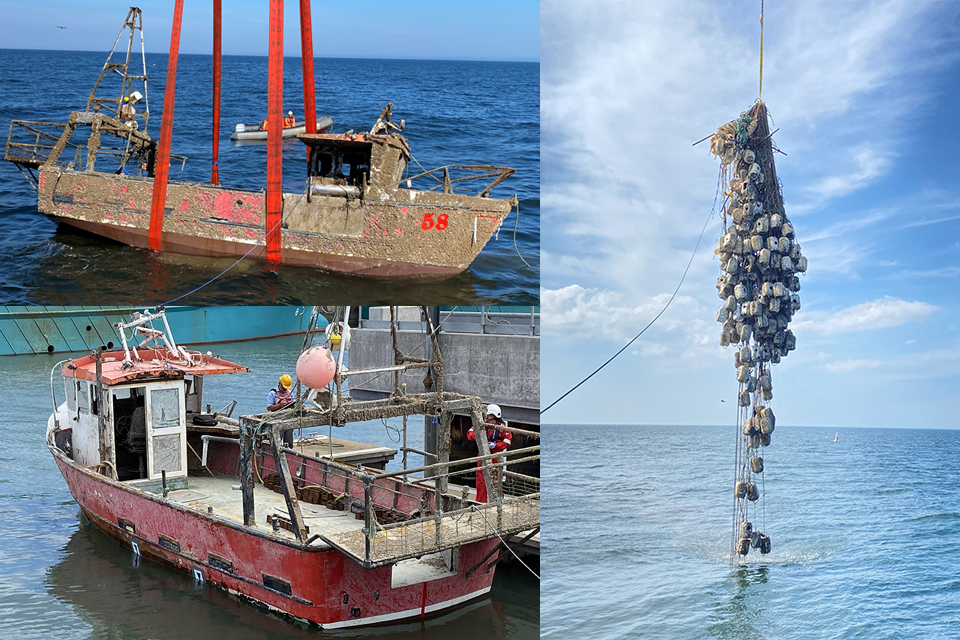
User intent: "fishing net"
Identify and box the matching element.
[711,101,806,561]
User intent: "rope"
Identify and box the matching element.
[474,506,540,581]
[156,186,308,306]
[759,0,765,100]
[540,166,724,415]
[513,201,532,268]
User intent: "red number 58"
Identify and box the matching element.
[421,213,449,231]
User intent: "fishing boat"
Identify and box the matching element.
[4,8,518,278]
[230,117,333,142]
[45,307,540,628]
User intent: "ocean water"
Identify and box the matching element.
[542,424,960,640]
[0,335,539,639]
[0,49,539,305]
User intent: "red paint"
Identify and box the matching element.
[421,213,449,230]
[53,448,498,628]
[148,0,185,251]
[400,206,408,214]
[298,0,317,134]
[265,0,284,265]
[211,0,222,185]
[121,186,128,194]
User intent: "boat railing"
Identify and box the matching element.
[397,164,516,198]
[4,120,87,184]
[267,441,540,567]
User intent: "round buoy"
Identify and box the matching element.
[296,346,337,389]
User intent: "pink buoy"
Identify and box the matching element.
[296,346,337,389]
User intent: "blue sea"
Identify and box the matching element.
[0,336,539,639]
[0,49,539,305]
[542,424,960,640]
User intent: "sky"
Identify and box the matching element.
[542,0,960,428]
[0,0,539,61]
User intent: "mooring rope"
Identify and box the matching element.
[540,167,724,415]
[474,506,540,580]
[156,185,309,306]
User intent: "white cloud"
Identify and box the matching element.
[793,297,939,336]
[541,284,726,369]
[820,359,884,372]
[804,146,895,206]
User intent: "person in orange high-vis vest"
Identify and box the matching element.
[283,111,296,128]
[466,404,511,503]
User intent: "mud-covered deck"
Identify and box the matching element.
[171,473,365,540]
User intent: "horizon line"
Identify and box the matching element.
[541,423,960,430]
[0,46,539,65]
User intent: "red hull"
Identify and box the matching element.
[53,450,498,629]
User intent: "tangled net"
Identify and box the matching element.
[709,101,807,558]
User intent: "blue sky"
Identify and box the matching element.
[542,0,960,428]
[0,0,538,61]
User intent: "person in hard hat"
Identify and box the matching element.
[283,111,296,128]
[120,91,142,130]
[466,403,511,503]
[266,374,294,411]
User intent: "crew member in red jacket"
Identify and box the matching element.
[467,404,511,502]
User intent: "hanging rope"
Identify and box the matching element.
[540,167,724,415]
[759,0,765,100]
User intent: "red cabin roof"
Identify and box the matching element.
[61,349,248,385]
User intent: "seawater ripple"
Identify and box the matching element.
[542,424,960,640]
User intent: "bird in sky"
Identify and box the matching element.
[57,26,67,29]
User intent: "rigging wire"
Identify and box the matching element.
[540,166,724,415]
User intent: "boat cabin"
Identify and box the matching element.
[57,349,248,489]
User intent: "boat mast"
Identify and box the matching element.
[85,7,150,134]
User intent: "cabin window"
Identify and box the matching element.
[152,434,182,474]
[310,145,371,187]
[151,389,181,429]
[65,379,76,412]
[184,375,203,415]
[77,381,89,413]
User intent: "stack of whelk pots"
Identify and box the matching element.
[709,102,806,558]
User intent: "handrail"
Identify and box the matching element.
[395,164,515,197]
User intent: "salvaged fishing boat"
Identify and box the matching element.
[230,117,333,142]
[46,307,540,628]
[4,8,518,277]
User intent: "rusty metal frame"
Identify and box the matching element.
[234,305,539,566]
[396,164,516,197]
[86,7,150,133]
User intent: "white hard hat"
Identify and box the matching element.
[486,404,501,419]
[287,111,293,116]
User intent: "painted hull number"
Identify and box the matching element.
[421,213,449,231]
